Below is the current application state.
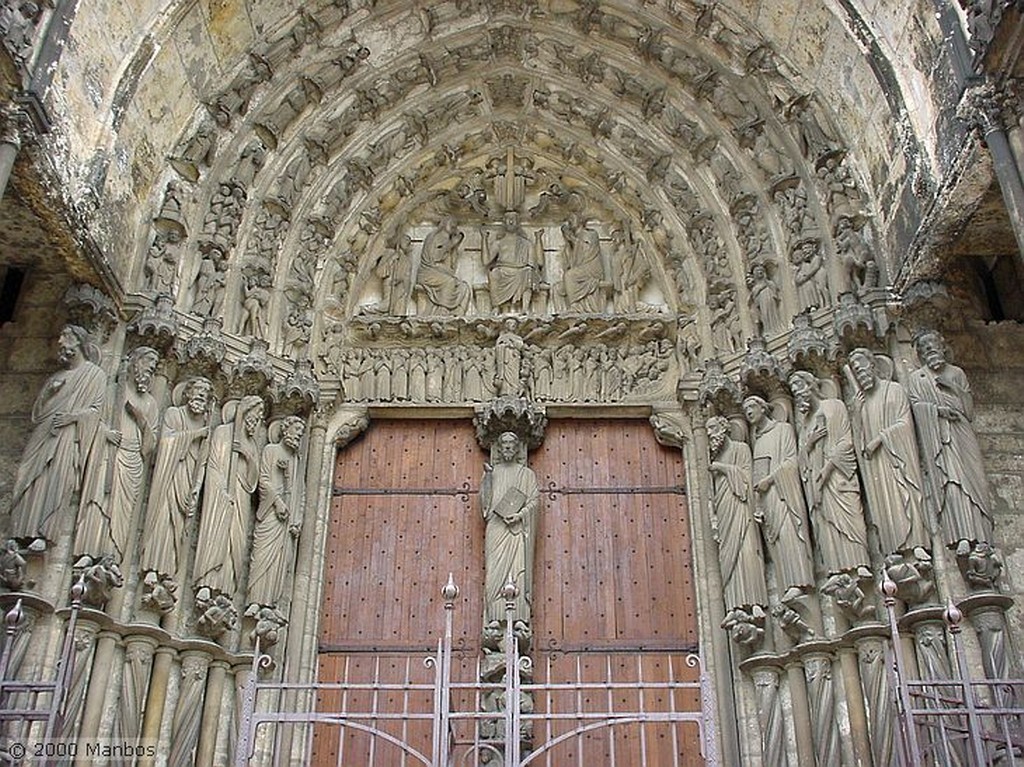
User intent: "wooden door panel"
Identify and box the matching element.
[530,420,696,649]
[321,420,483,650]
[314,418,701,766]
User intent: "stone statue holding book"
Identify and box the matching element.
[481,431,539,627]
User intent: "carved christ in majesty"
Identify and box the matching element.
[481,432,539,627]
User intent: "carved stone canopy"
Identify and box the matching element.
[473,397,547,451]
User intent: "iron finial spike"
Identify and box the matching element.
[441,573,459,602]
[944,598,963,631]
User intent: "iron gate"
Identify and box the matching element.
[236,578,716,766]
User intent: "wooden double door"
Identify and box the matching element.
[314,419,703,766]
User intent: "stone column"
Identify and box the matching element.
[853,632,895,767]
[195,659,229,767]
[784,660,815,766]
[76,630,120,747]
[683,416,742,766]
[279,412,332,762]
[110,634,157,767]
[136,645,176,767]
[963,594,1016,706]
[960,82,1024,279]
[746,662,788,767]
[58,617,101,740]
[167,650,211,767]
[801,651,840,766]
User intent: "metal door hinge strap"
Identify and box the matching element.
[332,481,475,501]
[545,482,686,499]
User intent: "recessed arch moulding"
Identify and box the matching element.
[81,0,934,408]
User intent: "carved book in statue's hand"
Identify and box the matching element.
[753,456,771,484]
[493,487,527,521]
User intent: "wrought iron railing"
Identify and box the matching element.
[885,576,1024,766]
[0,583,84,761]
[236,577,714,766]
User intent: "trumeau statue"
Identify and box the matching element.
[9,326,107,549]
[845,348,931,558]
[481,432,539,628]
[77,346,160,563]
[706,416,769,614]
[139,377,215,591]
[742,395,814,599]
[247,416,305,609]
[788,371,871,576]
[193,396,265,597]
[907,330,994,557]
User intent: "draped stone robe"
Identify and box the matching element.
[907,363,993,548]
[193,421,260,595]
[481,461,539,625]
[851,378,930,556]
[797,398,870,575]
[247,440,300,608]
[751,419,814,594]
[77,387,159,561]
[139,405,209,580]
[710,437,769,611]
[11,360,107,542]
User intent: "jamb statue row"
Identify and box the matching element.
[708,334,998,651]
[2,326,306,648]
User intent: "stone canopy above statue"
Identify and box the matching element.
[350,149,670,320]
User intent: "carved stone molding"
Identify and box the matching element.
[329,407,369,449]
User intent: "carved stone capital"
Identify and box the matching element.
[473,397,547,451]
[895,280,954,332]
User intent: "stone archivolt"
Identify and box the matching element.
[134,4,877,382]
